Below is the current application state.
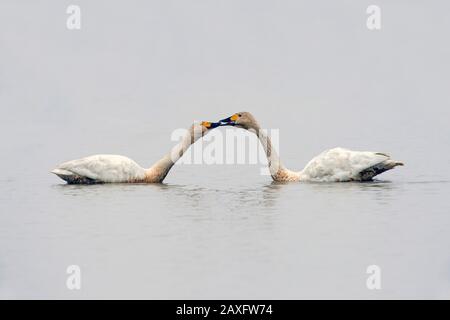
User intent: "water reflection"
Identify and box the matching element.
[147,182,283,209]
[51,178,403,209]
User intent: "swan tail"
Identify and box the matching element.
[51,168,101,184]
[51,168,72,176]
[358,159,404,181]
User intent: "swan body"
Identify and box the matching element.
[218,112,403,182]
[298,147,403,182]
[52,155,148,184]
[52,122,214,184]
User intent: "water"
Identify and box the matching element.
[1,163,449,299]
[1,1,450,299]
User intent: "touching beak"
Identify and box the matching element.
[218,114,239,126]
[201,121,221,129]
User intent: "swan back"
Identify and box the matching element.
[299,147,400,182]
[52,155,147,183]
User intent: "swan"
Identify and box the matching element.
[217,112,404,182]
[51,121,218,184]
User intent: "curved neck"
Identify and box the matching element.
[147,126,203,182]
[250,125,285,180]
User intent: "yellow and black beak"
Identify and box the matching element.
[218,114,239,126]
[201,121,221,129]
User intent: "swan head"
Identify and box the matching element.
[218,112,259,130]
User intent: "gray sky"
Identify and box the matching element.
[1,0,449,178]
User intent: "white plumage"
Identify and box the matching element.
[299,147,401,182]
[52,155,147,183]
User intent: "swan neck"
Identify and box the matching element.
[253,126,285,179]
[146,127,202,182]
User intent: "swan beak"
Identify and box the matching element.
[219,114,239,126]
[201,121,221,129]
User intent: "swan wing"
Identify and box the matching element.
[52,155,146,183]
[300,147,400,182]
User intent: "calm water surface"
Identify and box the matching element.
[1,165,449,299]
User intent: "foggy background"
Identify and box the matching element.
[0,0,449,299]
[1,0,449,174]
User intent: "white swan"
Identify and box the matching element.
[51,122,217,184]
[217,112,404,182]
